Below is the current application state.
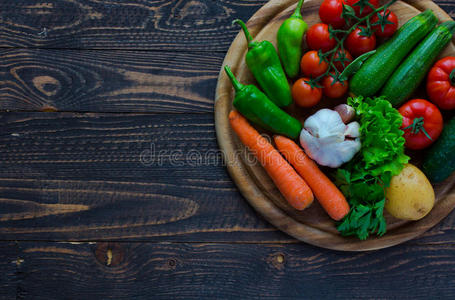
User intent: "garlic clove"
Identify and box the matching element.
[345,122,360,138]
[334,104,356,124]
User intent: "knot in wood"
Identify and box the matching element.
[32,75,61,97]
[267,252,286,271]
[167,258,177,269]
[94,242,125,267]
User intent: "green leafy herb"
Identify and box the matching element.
[335,96,410,240]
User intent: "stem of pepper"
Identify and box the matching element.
[450,68,455,86]
[291,0,305,19]
[224,65,244,92]
[310,0,398,84]
[233,19,255,49]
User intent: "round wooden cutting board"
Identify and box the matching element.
[215,0,455,251]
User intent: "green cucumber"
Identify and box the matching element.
[381,21,455,106]
[350,10,437,97]
[422,118,455,183]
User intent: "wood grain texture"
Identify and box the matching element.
[0,0,453,51]
[0,0,454,298]
[0,111,453,244]
[0,112,292,242]
[215,0,455,250]
[0,0,267,51]
[0,242,18,300]
[0,48,221,112]
[0,1,453,113]
[1,241,455,299]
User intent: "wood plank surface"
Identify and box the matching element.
[0,242,18,300]
[0,49,221,113]
[0,241,454,299]
[0,0,267,51]
[0,112,290,242]
[0,0,454,51]
[0,111,453,244]
[1,0,455,298]
[0,1,454,113]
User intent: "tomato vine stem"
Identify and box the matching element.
[307,0,398,87]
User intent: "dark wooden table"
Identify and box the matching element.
[1,1,455,299]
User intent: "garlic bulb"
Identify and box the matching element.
[300,109,361,168]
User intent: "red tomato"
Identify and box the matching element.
[427,56,455,110]
[292,78,323,107]
[306,23,337,52]
[333,49,353,72]
[300,51,329,78]
[344,0,379,18]
[319,0,345,29]
[399,99,444,150]
[322,75,349,98]
[371,9,398,37]
[345,26,376,57]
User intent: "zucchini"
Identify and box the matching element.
[422,118,455,183]
[381,21,455,106]
[350,10,437,97]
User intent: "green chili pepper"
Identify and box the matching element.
[338,50,376,82]
[224,66,302,139]
[234,19,293,107]
[277,0,308,78]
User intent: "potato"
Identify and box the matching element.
[385,164,435,221]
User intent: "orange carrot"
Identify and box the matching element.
[229,110,313,210]
[274,135,350,221]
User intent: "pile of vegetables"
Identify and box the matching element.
[225,0,455,241]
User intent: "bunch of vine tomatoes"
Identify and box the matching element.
[292,0,399,107]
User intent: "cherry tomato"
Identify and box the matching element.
[371,9,398,38]
[333,49,353,72]
[300,51,329,78]
[345,26,376,57]
[322,75,349,98]
[399,99,444,150]
[427,56,455,110]
[306,23,337,52]
[344,0,379,18]
[319,0,345,29]
[292,78,323,107]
